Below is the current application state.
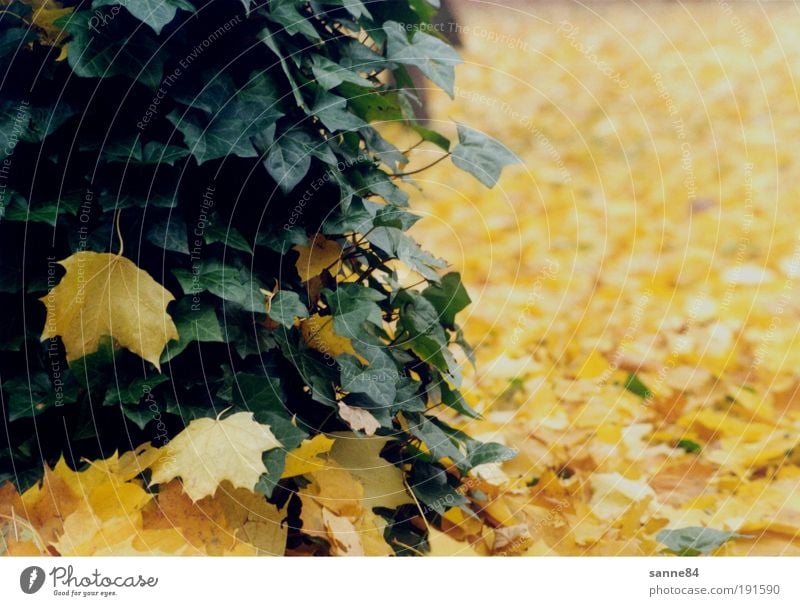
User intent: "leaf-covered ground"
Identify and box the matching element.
[3,2,800,557]
[396,1,800,555]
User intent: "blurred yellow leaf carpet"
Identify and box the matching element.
[399,1,800,555]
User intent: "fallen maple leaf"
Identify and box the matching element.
[40,251,179,370]
[281,434,336,478]
[149,412,281,501]
[302,466,363,518]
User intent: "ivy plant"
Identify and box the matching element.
[0,0,517,552]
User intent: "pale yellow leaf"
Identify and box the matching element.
[338,401,380,436]
[428,528,480,556]
[149,412,281,501]
[321,507,363,556]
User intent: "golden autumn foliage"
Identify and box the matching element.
[395,2,800,555]
[4,2,800,557]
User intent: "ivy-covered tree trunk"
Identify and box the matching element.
[0,0,517,554]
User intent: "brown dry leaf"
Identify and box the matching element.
[649,460,716,507]
[140,480,238,555]
[20,465,80,544]
[0,482,24,520]
[216,484,287,556]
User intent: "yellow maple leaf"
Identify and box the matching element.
[53,506,143,556]
[148,412,281,501]
[294,235,342,282]
[300,312,359,358]
[303,466,363,519]
[21,0,72,47]
[356,509,394,556]
[281,434,336,478]
[329,434,413,510]
[428,528,481,556]
[40,251,179,370]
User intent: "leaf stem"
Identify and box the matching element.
[114,209,124,257]
[391,153,451,178]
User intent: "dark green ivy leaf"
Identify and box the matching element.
[310,54,373,90]
[322,282,385,339]
[408,460,468,515]
[268,290,309,328]
[451,122,520,188]
[311,92,368,132]
[168,73,284,164]
[465,441,516,468]
[3,192,78,227]
[103,374,169,406]
[65,12,165,89]
[146,215,189,255]
[93,0,194,35]
[0,28,36,58]
[173,259,266,313]
[407,412,466,470]
[366,226,446,281]
[656,527,745,556]
[267,0,321,40]
[161,298,225,363]
[439,379,480,419]
[4,371,78,421]
[259,28,305,108]
[203,221,253,254]
[422,271,470,329]
[264,128,312,193]
[0,100,75,160]
[383,20,461,97]
[228,372,285,411]
[338,343,398,410]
